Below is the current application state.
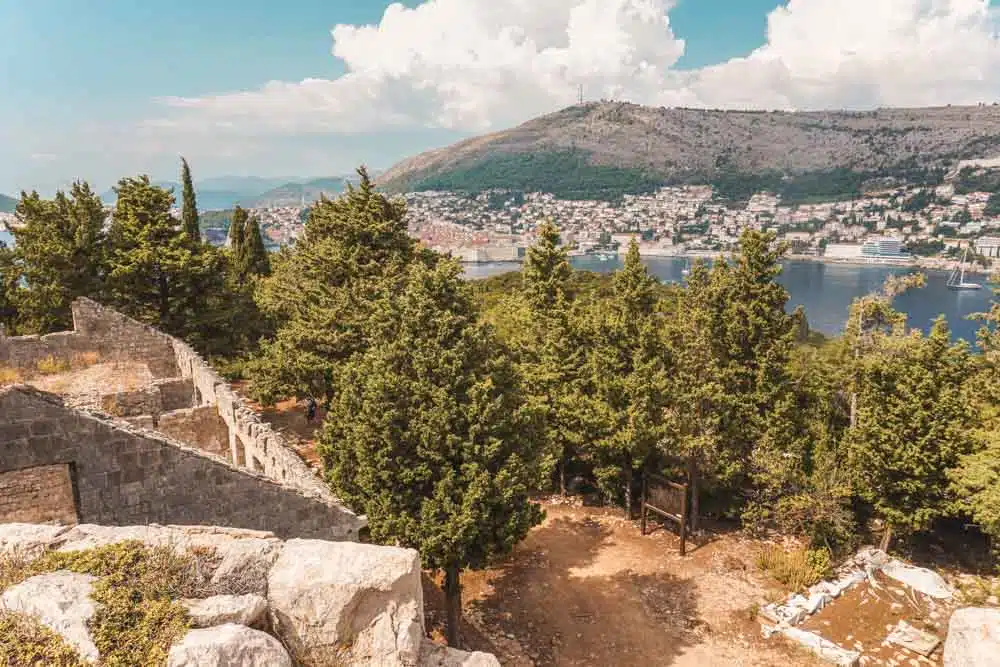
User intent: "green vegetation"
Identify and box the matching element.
[955,167,1000,194]
[755,546,833,591]
[905,238,946,256]
[408,151,666,201]
[0,610,85,666]
[180,157,200,240]
[0,541,208,666]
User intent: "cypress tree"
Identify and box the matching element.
[249,167,430,406]
[846,317,977,550]
[587,240,668,516]
[319,258,544,648]
[519,219,586,494]
[8,183,107,333]
[180,157,200,240]
[239,213,271,279]
[104,176,224,347]
[228,206,247,257]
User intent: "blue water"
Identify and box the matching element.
[0,230,11,246]
[464,257,998,345]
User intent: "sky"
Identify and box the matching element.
[3,0,1000,195]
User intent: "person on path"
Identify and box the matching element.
[306,397,317,423]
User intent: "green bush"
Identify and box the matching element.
[0,541,206,666]
[755,546,833,591]
[0,610,85,666]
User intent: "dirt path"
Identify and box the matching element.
[424,502,823,666]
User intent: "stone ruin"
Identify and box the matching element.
[0,298,499,665]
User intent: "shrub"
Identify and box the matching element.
[0,541,213,666]
[0,610,85,666]
[0,365,21,385]
[755,546,833,591]
[35,355,70,375]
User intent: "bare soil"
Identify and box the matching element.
[230,383,324,469]
[27,361,153,409]
[423,502,824,666]
[800,572,949,666]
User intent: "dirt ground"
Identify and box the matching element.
[800,571,947,666]
[422,502,824,667]
[230,383,324,469]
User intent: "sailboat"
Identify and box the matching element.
[946,248,983,291]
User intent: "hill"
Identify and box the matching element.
[0,193,16,213]
[245,177,349,207]
[377,102,1000,202]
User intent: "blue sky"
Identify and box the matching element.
[2,0,999,195]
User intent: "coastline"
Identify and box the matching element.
[459,250,996,276]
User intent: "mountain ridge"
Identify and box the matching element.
[377,102,1000,201]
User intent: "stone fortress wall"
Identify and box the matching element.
[0,298,363,540]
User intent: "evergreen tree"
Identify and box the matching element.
[238,213,271,280]
[249,167,430,406]
[104,176,225,350]
[228,206,248,257]
[0,241,19,334]
[846,317,977,550]
[180,157,200,240]
[8,183,107,333]
[586,240,668,515]
[519,219,586,493]
[319,258,544,647]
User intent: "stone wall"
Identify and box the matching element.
[0,299,178,378]
[0,463,79,525]
[0,385,363,540]
[157,406,231,459]
[0,298,350,510]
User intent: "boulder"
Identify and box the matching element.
[167,623,292,667]
[1,571,100,663]
[780,626,860,667]
[419,639,501,666]
[0,523,71,559]
[207,539,282,595]
[943,607,1000,667]
[181,594,268,628]
[881,559,953,599]
[268,539,424,666]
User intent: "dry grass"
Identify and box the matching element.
[35,355,72,375]
[0,365,22,385]
[755,545,832,592]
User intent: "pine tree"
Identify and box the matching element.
[180,157,200,240]
[319,258,544,647]
[249,167,429,406]
[586,240,668,516]
[104,176,225,349]
[8,183,107,333]
[846,317,977,550]
[0,241,19,334]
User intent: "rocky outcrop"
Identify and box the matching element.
[181,594,268,628]
[167,623,292,667]
[420,640,502,667]
[943,607,1000,667]
[267,538,425,666]
[0,571,100,663]
[0,522,499,667]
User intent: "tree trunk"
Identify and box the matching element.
[624,465,633,520]
[687,458,700,534]
[444,566,462,648]
[879,523,894,553]
[559,458,567,497]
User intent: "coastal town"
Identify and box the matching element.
[4,178,1000,273]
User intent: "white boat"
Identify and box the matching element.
[681,258,691,276]
[947,248,983,291]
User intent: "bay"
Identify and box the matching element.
[0,230,11,246]
[464,256,998,345]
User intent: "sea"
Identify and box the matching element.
[2,227,994,345]
[464,256,998,346]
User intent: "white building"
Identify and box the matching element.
[824,243,864,259]
[976,236,1000,258]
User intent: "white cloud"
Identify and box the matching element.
[142,0,1000,140]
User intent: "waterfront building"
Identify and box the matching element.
[976,236,1000,258]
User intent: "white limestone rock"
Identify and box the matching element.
[0,571,100,663]
[0,523,71,559]
[181,594,267,628]
[881,559,953,600]
[419,639,501,667]
[268,539,424,666]
[207,539,282,595]
[167,623,292,667]
[943,607,1000,667]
